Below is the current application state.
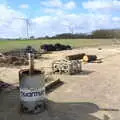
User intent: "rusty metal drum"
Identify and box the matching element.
[19,69,46,113]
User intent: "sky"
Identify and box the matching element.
[0,0,120,38]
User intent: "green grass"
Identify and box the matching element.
[0,39,118,52]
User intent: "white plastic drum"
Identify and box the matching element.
[19,69,46,113]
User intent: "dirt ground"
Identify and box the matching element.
[1,45,120,120]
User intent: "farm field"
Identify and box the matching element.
[0,39,119,52]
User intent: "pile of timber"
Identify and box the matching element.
[83,55,97,62]
[66,53,85,60]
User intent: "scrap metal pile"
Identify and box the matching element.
[52,59,82,75]
[40,43,72,52]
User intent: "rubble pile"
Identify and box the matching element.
[0,54,28,67]
[3,46,41,59]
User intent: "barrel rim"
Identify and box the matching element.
[19,69,44,79]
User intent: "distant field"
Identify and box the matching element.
[0,39,119,52]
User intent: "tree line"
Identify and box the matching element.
[36,29,120,39]
[1,29,120,40]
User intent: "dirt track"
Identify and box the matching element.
[0,46,120,120]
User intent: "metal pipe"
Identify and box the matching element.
[28,53,34,75]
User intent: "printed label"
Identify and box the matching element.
[20,88,45,102]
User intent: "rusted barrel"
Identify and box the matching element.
[19,69,46,114]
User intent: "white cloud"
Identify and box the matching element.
[19,4,29,9]
[0,4,24,19]
[41,0,76,10]
[41,0,76,16]
[0,4,26,38]
[31,13,119,37]
[44,8,64,15]
[64,1,76,10]
[41,0,62,8]
[83,0,120,11]
[112,17,120,22]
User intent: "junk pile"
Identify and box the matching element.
[0,53,28,67]
[52,53,101,75]
[3,46,41,59]
[40,43,72,52]
[0,46,42,67]
[52,59,82,75]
